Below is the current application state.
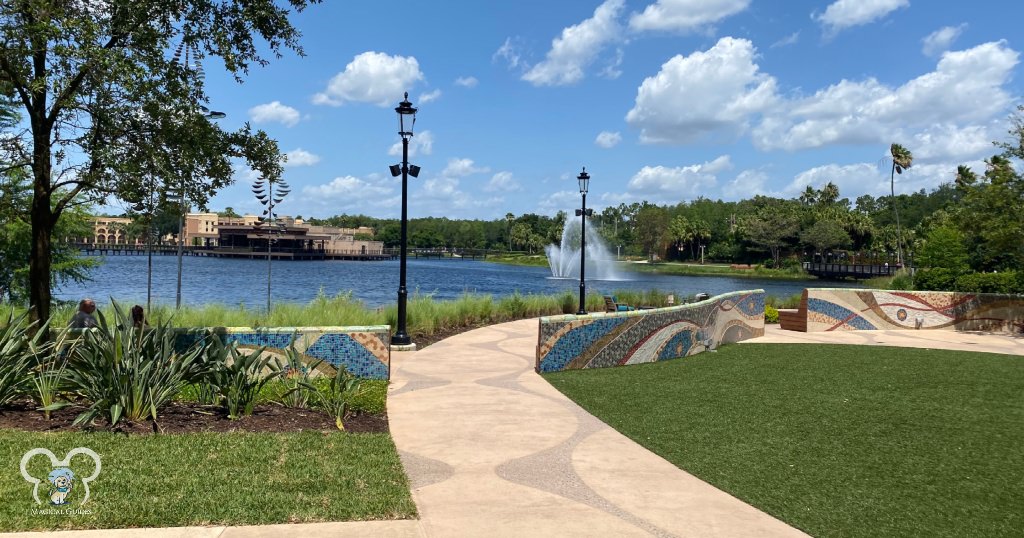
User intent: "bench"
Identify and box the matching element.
[777,290,809,332]
[603,295,635,313]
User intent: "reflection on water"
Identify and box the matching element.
[56,255,861,308]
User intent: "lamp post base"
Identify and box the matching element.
[390,342,417,352]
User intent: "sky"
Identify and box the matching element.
[191,0,1024,220]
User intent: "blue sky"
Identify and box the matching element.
[196,0,1024,220]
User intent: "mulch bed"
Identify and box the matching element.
[0,400,388,435]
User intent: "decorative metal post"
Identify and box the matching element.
[575,167,592,315]
[391,93,419,346]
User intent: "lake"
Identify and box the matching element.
[55,255,860,307]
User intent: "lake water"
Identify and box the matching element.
[55,254,860,308]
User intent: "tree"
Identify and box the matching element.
[0,0,314,323]
[220,207,241,218]
[633,204,669,262]
[800,220,852,257]
[954,155,1024,271]
[740,201,800,267]
[889,143,914,265]
[916,225,969,272]
[504,212,514,251]
[510,222,532,251]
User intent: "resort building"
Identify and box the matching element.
[85,216,143,245]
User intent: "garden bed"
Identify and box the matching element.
[0,399,387,434]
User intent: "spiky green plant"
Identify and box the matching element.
[205,337,283,419]
[313,367,363,431]
[276,344,323,409]
[63,302,212,427]
[0,312,38,407]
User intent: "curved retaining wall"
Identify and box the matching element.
[805,289,1024,334]
[536,290,765,373]
[176,325,391,379]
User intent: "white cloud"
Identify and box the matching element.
[493,37,525,70]
[630,0,750,33]
[922,24,967,57]
[300,174,397,213]
[283,148,320,167]
[419,89,442,104]
[595,131,623,148]
[786,160,976,199]
[771,32,800,48]
[626,37,778,144]
[814,0,908,34]
[248,101,300,127]
[753,41,1019,151]
[441,158,489,178]
[604,155,731,204]
[313,52,424,107]
[522,0,625,86]
[725,169,772,198]
[485,171,522,192]
[388,130,435,158]
[455,76,479,88]
[539,190,587,214]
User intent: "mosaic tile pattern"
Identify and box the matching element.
[174,325,391,379]
[537,290,765,373]
[804,288,1024,334]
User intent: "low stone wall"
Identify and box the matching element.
[536,290,765,373]
[805,289,1024,334]
[177,326,391,379]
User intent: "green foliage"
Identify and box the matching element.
[916,225,969,271]
[634,203,670,261]
[204,337,283,420]
[63,304,211,426]
[276,345,322,409]
[954,155,1024,271]
[953,271,1023,294]
[0,312,38,406]
[913,268,960,291]
[764,305,779,324]
[312,368,364,431]
[800,219,852,254]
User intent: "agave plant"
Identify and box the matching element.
[63,302,212,427]
[313,367,364,431]
[28,325,77,420]
[277,344,323,409]
[0,312,40,407]
[204,336,283,419]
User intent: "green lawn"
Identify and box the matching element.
[544,344,1024,538]
[0,431,416,531]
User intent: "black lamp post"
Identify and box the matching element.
[575,167,593,315]
[390,92,420,346]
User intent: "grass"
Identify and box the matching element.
[178,378,389,415]
[544,344,1024,538]
[624,261,815,280]
[0,430,416,531]
[485,253,551,267]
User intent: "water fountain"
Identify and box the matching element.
[545,218,623,280]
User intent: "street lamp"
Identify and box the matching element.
[390,92,420,347]
[575,167,593,315]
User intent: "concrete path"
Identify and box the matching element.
[387,318,807,538]
[750,324,1024,355]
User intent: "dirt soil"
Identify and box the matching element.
[0,400,388,435]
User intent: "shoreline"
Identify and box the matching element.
[485,256,818,281]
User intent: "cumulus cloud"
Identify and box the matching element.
[785,160,975,199]
[313,52,424,107]
[595,131,623,148]
[626,37,778,143]
[922,24,967,57]
[539,190,587,214]
[455,76,479,88]
[753,41,1019,152]
[522,0,625,86]
[299,174,398,214]
[629,0,750,33]
[442,158,489,178]
[283,148,320,167]
[725,169,772,198]
[248,101,300,127]
[485,171,522,192]
[814,0,908,34]
[388,130,435,158]
[603,155,731,204]
[419,89,442,104]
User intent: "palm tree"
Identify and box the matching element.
[505,212,514,251]
[889,143,913,265]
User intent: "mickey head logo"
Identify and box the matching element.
[20,448,102,505]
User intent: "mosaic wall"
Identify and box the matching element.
[176,326,391,379]
[536,290,765,373]
[805,289,1024,334]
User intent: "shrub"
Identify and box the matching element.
[64,303,212,427]
[914,268,959,291]
[204,337,283,419]
[313,367,364,431]
[954,271,1022,294]
[764,305,779,324]
[276,345,322,409]
[0,312,40,407]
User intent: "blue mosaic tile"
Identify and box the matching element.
[227,332,298,350]
[657,329,696,361]
[807,298,877,330]
[539,318,627,373]
[305,333,388,379]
